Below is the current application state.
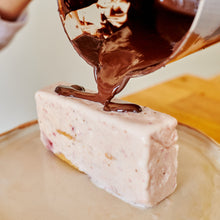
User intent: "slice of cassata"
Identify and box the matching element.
[35,83,179,208]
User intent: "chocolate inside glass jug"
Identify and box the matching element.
[56,0,198,112]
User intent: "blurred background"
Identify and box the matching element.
[0,0,220,133]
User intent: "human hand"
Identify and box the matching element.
[0,0,32,21]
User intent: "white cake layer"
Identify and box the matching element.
[35,83,179,208]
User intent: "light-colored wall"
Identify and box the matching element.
[0,0,220,133]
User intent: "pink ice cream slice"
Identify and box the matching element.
[35,83,178,208]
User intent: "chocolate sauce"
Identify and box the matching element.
[71,84,85,91]
[56,0,197,112]
[59,0,97,17]
[156,0,199,16]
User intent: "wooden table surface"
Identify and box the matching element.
[123,74,220,143]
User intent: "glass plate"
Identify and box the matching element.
[0,122,219,220]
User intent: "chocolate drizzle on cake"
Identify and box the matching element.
[56,0,197,112]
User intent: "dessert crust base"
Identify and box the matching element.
[55,152,84,174]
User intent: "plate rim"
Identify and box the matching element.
[0,120,38,138]
[178,122,220,146]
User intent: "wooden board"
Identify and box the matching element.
[123,74,220,143]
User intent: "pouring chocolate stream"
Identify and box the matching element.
[56,0,197,112]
